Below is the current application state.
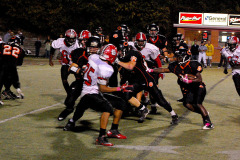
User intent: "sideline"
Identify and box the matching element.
[0,103,62,124]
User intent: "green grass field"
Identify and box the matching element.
[0,57,239,160]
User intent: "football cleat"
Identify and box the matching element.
[138,107,149,123]
[2,90,17,100]
[0,101,3,105]
[177,98,184,102]
[16,88,24,99]
[8,90,17,99]
[63,120,75,131]
[170,114,179,125]
[202,123,214,130]
[107,129,127,139]
[96,136,113,146]
[58,108,74,121]
[150,106,157,114]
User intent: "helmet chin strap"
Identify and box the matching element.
[178,55,190,65]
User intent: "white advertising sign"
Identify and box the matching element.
[203,13,228,25]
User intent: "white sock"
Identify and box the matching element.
[170,110,176,116]
[139,105,145,110]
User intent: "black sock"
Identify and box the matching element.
[99,128,106,137]
[203,115,211,124]
[111,123,118,130]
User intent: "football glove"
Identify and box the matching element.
[120,84,134,92]
[79,65,87,76]
[180,75,193,84]
[146,68,154,73]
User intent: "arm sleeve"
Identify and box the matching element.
[155,54,162,68]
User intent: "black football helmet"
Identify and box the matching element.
[147,23,159,36]
[95,27,103,35]
[86,36,101,54]
[86,36,101,48]
[174,48,191,65]
[173,33,183,41]
[117,40,129,58]
[117,24,129,40]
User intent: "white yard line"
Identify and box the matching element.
[0,103,62,124]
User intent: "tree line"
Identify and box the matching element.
[0,0,240,41]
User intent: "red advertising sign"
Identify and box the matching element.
[179,12,203,24]
[229,14,240,26]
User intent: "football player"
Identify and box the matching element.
[0,36,25,103]
[57,36,100,121]
[172,33,188,52]
[115,39,179,124]
[93,27,105,45]
[64,44,133,146]
[222,36,240,96]
[78,30,91,48]
[147,23,168,60]
[49,29,79,94]
[128,32,164,114]
[147,48,214,129]
[172,33,189,102]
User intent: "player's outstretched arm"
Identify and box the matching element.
[147,67,171,73]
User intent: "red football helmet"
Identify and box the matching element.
[228,36,239,52]
[79,30,91,40]
[99,44,118,64]
[65,29,77,46]
[134,32,147,50]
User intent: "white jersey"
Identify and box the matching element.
[222,46,240,75]
[51,38,80,65]
[128,42,160,61]
[80,54,114,97]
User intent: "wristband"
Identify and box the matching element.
[116,87,121,91]
[70,66,79,73]
[146,68,154,73]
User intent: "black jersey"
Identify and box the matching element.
[71,48,88,68]
[120,50,155,85]
[0,43,25,66]
[168,60,203,89]
[147,34,167,50]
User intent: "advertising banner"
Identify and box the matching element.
[203,13,228,25]
[179,12,203,24]
[229,14,240,26]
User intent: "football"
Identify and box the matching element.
[183,74,196,80]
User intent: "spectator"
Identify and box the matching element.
[44,36,51,58]
[44,35,51,44]
[3,29,12,43]
[34,37,42,58]
[205,40,214,67]
[44,41,51,58]
[190,39,199,60]
[198,41,207,68]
